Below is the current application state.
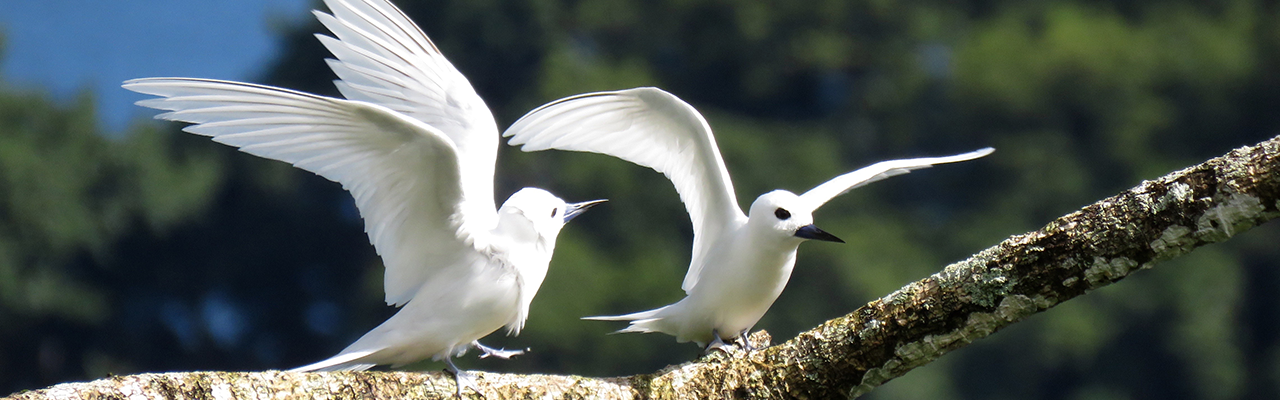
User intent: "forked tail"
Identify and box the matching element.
[290,350,379,372]
[582,305,672,334]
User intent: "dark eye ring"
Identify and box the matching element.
[551,208,559,218]
[774,208,791,220]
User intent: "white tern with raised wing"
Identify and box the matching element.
[504,88,992,351]
[123,0,605,395]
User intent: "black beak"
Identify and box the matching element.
[794,224,844,243]
[563,199,607,223]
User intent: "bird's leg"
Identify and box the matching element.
[703,329,730,354]
[444,354,479,398]
[471,340,526,359]
[736,328,756,352]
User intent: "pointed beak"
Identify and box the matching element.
[563,199,607,223]
[794,224,844,243]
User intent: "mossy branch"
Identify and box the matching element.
[8,135,1279,400]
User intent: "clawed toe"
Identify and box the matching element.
[736,329,756,352]
[472,340,527,359]
[444,355,483,398]
[450,369,479,398]
[478,347,526,359]
[703,329,759,355]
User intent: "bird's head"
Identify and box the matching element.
[747,190,844,244]
[499,188,606,243]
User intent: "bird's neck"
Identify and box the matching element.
[733,224,803,267]
[490,212,553,270]
[743,221,803,249]
[487,213,553,335]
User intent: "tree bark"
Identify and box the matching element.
[8,135,1280,400]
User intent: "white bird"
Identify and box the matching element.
[504,88,992,351]
[123,0,604,395]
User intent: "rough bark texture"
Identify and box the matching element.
[8,135,1280,400]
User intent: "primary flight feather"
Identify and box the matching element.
[505,87,992,350]
[124,0,604,396]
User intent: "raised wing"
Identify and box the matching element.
[124,77,494,307]
[314,0,497,224]
[799,147,994,210]
[504,88,744,293]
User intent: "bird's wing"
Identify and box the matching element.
[799,147,994,210]
[124,77,495,307]
[503,87,744,293]
[313,0,497,221]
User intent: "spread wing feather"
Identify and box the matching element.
[504,88,744,293]
[314,0,498,229]
[799,148,995,210]
[124,77,493,306]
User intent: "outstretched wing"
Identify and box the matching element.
[799,148,994,210]
[504,87,744,293]
[124,77,494,307]
[313,0,497,224]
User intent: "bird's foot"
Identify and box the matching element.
[444,355,481,398]
[703,329,732,354]
[472,341,526,359]
[449,369,480,398]
[736,329,756,352]
[703,329,760,355]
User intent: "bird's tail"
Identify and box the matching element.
[582,305,671,334]
[290,349,379,372]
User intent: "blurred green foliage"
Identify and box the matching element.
[4,0,1280,398]
[0,85,220,389]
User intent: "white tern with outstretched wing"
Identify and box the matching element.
[508,89,743,293]
[124,0,605,396]
[506,87,992,349]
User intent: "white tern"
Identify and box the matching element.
[503,88,992,351]
[123,0,605,394]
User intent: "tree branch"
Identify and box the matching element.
[8,135,1279,400]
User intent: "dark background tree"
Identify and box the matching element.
[3,0,1280,399]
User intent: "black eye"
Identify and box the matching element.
[774,207,791,220]
[551,208,559,218]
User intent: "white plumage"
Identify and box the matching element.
[124,0,604,395]
[505,87,992,349]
